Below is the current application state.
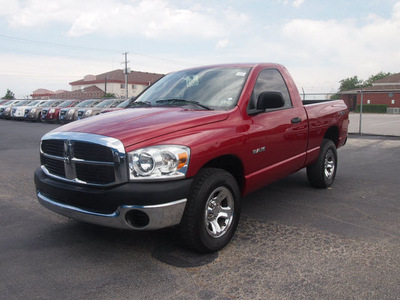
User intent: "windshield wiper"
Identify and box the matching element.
[128,101,152,108]
[155,99,213,110]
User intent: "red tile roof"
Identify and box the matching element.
[53,85,105,99]
[70,69,164,86]
[374,73,400,84]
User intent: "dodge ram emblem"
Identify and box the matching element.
[63,140,74,164]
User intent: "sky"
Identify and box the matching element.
[1,0,400,98]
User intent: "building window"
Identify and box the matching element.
[132,84,136,90]
[392,100,395,104]
[120,84,125,89]
[367,100,371,104]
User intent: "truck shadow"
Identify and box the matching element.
[32,171,311,269]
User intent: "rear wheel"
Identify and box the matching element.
[180,168,241,253]
[307,139,337,188]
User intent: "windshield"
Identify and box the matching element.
[132,66,250,111]
[42,100,63,107]
[76,100,96,108]
[58,100,75,107]
[95,99,114,108]
[117,99,133,108]
[26,100,40,106]
[39,101,55,107]
[15,100,30,106]
[27,100,40,106]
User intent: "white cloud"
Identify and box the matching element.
[216,39,230,49]
[279,0,304,7]
[4,0,248,40]
[2,0,400,95]
[278,3,400,90]
[293,0,305,8]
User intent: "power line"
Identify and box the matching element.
[0,34,123,53]
[0,34,192,68]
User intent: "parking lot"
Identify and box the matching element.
[349,112,400,136]
[0,119,399,299]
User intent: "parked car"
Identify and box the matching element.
[59,99,103,123]
[35,63,349,253]
[2,100,31,119]
[0,100,18,118]
[12,100,48,120]
[0,99,12,105]
[101,98,135,114]
[76,99,124,120]
[41,99,83,123]
[25,99,64,121]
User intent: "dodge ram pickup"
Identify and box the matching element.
[34,63,349,252]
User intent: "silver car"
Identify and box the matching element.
[2,100,32,119]
[59,99,103,123]
[26,99,63,121]
[77,99,124,120]
[12,100,48,120]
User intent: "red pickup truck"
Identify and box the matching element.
[34,63,349,252]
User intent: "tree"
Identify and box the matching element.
[103,93,117,98]
[338,76,363,92]
[337,72,393,92]
[2,89,15,100]
[363,72,393,87]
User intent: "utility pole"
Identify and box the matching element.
[123,52,129,99]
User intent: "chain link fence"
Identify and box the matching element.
[302,92,400,137]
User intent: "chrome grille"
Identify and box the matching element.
[40,132,127,186]
[41,156,65,177]
[42,139,64,156]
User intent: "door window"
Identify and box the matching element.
[249,69,292,110]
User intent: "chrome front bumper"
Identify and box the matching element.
[37,191,187,230]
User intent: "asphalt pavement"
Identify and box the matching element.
[0,119,399,299]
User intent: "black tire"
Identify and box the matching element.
[307,139,338,188]
[179,168,241,253]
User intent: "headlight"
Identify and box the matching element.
[68,109,74,115]
[31,108,36,113]
[49,109,55,114]
[5,107,10,112]
[128,145,190,181]
[85,109,92,116]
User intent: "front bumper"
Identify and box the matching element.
[34,167,192,230]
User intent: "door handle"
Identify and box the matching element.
[291,117,302,124]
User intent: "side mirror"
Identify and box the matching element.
[257,91,285,110]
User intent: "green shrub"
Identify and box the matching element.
[354,104,388,113]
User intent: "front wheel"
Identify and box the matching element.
[179,168,241,253]
[307,139,338,188]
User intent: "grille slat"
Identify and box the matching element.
[41,156,65,177]
[74,143,114,162]
[40,138,122,186]
[76,164,115,184]
[42,140,64,156]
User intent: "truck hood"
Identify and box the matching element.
[55,107,229,147]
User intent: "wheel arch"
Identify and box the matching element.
[323,126,339,146]
[201,154,245,194]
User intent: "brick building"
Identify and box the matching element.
[340,73,400,111]
[69,69,164,99]
[31,69,164,100]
